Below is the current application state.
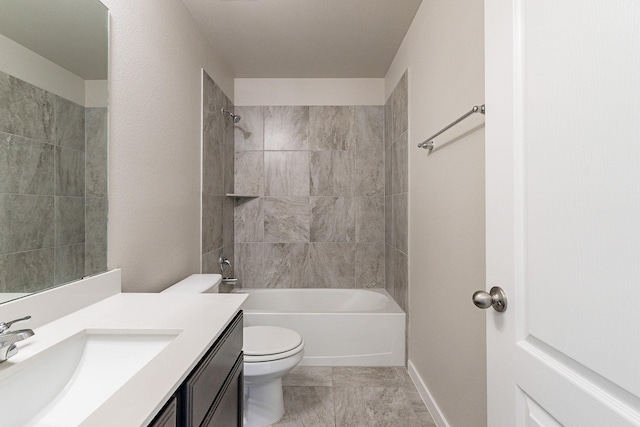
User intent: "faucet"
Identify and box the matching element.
[0,316,35,362]
[218,255,239,285]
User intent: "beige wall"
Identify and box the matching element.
[386,1,487,426]
[102,0,234,292]
[234,78,385,106]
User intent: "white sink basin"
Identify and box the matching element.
[0,330,179,427]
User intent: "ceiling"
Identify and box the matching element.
[0,0,108,80]
[181,0,423,78]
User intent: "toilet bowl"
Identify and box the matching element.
[161,274,305,427]
[243,326,304,427]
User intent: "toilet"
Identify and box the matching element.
[162,274,304,427]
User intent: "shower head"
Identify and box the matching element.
[221,108,241,123]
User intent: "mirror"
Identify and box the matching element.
[0,0,109,304]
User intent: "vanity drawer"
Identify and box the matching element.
[182,312,243,427]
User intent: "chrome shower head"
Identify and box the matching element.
[221,108,241,123]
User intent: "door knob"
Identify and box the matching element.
[472,286,507,312]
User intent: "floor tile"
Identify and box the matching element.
[283,367,334,387]
[273,367,434,427]
[272,386,335,427]
[334,387,418,427]
[332,367,407,388]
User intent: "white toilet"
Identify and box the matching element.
[162,274,304,427]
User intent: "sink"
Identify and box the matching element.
[0,330,179,427]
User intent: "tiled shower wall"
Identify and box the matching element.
[201,71,235,273]
[233,105,386,288]
[0,71,108,293]
[385,72,409,312]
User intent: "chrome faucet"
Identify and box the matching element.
[218,255,239,285]
[0,316,35,362]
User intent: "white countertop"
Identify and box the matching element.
[1,292,247,427]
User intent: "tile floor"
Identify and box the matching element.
[269,367,436,427]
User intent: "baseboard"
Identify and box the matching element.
[407,360,451,427]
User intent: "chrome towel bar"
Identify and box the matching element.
[417,104,485,150]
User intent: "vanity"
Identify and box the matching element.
[150,311,243,427]
[0,270,248,426]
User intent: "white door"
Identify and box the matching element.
[484,1,640,425]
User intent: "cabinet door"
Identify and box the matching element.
[203,355,243,427]
[183,312,243,427]
[149,397,178,427]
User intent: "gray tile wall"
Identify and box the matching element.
[385,72,409,313]
[201,72,235,273]
[85,107,108,276]
[0,71,107,293]
[233,105,386,288]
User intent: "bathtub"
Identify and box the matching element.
[233,288,405,366]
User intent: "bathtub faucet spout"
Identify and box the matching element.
[218,255,239,285]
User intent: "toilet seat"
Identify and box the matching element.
[244,326,304,363]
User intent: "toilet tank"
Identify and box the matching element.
[161,274,222,294]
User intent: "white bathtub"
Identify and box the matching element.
[233,288,405,366]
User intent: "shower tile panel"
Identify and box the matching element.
[384,71,409,311]
[264,106,309,150]
[54,243,85,285]
[307,242,355,288]
[0,73,55,144]
[234,106,264,151]
[385,195,394,246]
[55,146,85,197]
[85,197,108,244]
[85,242,107,277]
[202,193,224,253]
[0,194,54,253]
[203,135,224,195]
[355,243,385,288]
[393,193,408,254]
[392,132,409,195]
[234,243,264,287]
[54,196,85,246]
[309,106,355,151]
[310,196,355,242]
[0,133,54,195]
[392,72,409,141]
[222,195,235,248]
[355,196,385,243]
[394,249,408,313]
[55,96,85,151]
[264,151,310,196]
[355,106,384,152]
[234,151,264,195]
[0,70,109,290]
[85,108,108,198]
[262,243,309,288]
[263,196,310,242]
[0,249,54,293]
[309,150,354,196]
[354,149,384,196]
[234,198,264,243]
[234,102,390,290]
[385,244,396,298]
[223,98,235,194]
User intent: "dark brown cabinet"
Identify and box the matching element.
[149,311,243,427]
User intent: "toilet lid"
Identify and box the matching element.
[244,326,303,356]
